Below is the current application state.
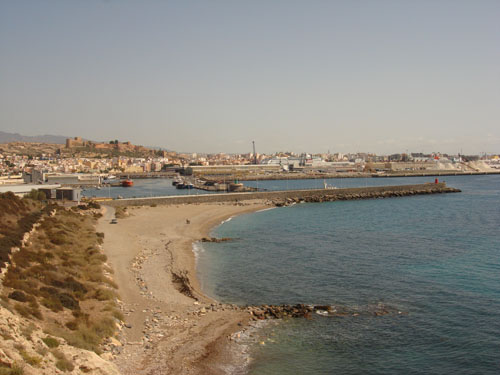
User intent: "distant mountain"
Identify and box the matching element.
[0,131,69,144]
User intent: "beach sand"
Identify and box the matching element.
[97,200,268,374]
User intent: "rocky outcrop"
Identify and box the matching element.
[244,303,406,320]
[187,302,406,321]
[201,237,234,243]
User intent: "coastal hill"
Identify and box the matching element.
[0,193,121,374]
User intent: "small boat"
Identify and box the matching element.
[185,183,194,189]
[315,310,329,316]
[323,179,337,190]
[121,179,134,187]
[176,183,185,189]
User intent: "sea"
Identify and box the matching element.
[195,175,500,374]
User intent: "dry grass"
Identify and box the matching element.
[19,350,42,367]
[1,205,122,353]
[0,192,45,269]
[51,349,74,372]
[0,362,24,375]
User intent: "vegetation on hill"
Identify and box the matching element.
[0,192,50,270]
[0,196,122,360]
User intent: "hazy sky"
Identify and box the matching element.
[1,0,499,154]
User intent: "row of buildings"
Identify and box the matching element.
[1,142,499,180]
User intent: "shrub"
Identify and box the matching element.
[62,277,87,295]
[51,350,74,372]
[24,189,46,201]
[0,362,24,375]
[14,300,43,320]
[93,288,115,301]
[65,320,78,331]
[48,231,67,245]
[8,291,29,303]
[14,304,31,319]
[41,336,59,348]
[19,350,42,367]
[20,324,36,340]
[111,309,124,321]
[35,344,49,357]
[58,293,79,310]
[38,286,58,297]
[41,296,63,312]
[87,201,101,209]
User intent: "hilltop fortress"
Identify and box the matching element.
[65,137,159,155]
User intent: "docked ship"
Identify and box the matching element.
[175,181,194,189]
[121,179,134,187]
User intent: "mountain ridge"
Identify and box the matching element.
[0,131,70,144]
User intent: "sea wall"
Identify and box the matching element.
[105,182,460,207]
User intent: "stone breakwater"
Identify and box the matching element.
[270,185,461,207]
[105,183,461,207]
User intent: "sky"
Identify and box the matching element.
[1,0,499,155]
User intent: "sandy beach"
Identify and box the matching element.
[97,200,268,374]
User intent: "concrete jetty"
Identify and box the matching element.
[105,182,460,207]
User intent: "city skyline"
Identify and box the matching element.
[1,1,499,155]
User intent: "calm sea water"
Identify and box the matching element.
[197,175,500,374]
[83,174,455,199]
[82,178,217,199]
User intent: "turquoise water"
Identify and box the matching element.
[197,175,500,374]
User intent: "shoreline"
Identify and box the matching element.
[98,200,269,374]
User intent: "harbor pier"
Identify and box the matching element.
[104,182,460,207]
